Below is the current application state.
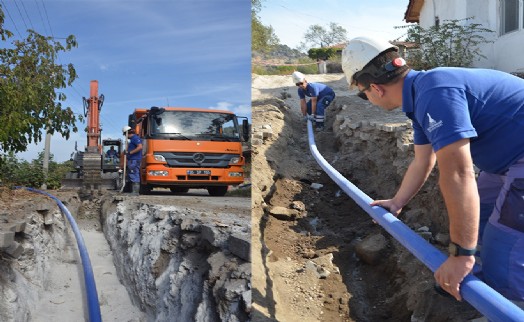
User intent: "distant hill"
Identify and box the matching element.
[252,44,307,63]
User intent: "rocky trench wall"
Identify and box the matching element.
[0,193,78,322]
[330,102,449,236]
[101,198,251,322]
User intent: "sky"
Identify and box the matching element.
[258,0,413,49]
[1,0,251,162]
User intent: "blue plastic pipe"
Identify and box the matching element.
[16,187,102,322]
[306,121,524,322]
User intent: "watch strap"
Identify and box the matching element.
[449,242,476,256]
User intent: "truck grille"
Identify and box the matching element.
[157,152,235,168]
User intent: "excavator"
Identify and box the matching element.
[62,80,123,190]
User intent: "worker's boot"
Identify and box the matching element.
[131,183,140,195]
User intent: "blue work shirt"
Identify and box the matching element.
[298,82,335,100]
[127,134,142,161]
[402,68,524,174]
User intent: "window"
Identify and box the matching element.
[501,0,519,34]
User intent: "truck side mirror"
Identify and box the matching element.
[242,119,250,142]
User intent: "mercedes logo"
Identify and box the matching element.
[193,153,205,163]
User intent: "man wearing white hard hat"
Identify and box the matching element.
[122,125,143,195]
[342,36,524,306]
[291,71,335,131]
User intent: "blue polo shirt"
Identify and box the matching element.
[402,68,524,174]
[127,134,142,160]
[298,82,335,100]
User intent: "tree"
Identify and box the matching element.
[303,22,348,48]
[0,6,79,155]
[251,0,279,52]
[307,47,336,61]
[400,18,494,69]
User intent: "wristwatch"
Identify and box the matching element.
[448,242,476,256]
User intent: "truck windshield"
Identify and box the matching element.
[149,111,240,140]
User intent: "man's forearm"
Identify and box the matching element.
[435,139,479,249]
[394,144,436,207]
[439,171,479,248]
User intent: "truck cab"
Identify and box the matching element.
[129,106,249,196]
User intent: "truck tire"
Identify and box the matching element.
[139,184,152,195]
[207,186,228,197]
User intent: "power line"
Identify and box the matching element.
[0,0,23,38]
[39,0,54,38]
[33,0,49,35]
[19,0,34,30]
[12,0,28,30]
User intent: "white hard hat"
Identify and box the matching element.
[291,71,306,84]
[342,36,397,87]
[122,125,131,133]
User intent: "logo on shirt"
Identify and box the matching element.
[426,113,443,133]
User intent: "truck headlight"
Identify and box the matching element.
[229,156,240,164]
[148,170,168,176]
[153,154,166,162]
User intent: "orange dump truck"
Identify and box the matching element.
[128,106,250,196]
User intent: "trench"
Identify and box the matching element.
[251,90,482,321]
[0,189,250,322]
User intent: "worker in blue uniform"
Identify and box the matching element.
[122,126,142,195]
[342,36,524,306]
[292,71,335,131]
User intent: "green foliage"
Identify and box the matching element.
[252,0,279,53]
[399,18,494,69]
[0,152,73,189]
[0,7,79,154]
[302,23,348,48]
[307,47,337,61]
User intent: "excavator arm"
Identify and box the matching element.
[62,81,121,191]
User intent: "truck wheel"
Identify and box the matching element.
[139,184,152,195]
[207,186,228,197]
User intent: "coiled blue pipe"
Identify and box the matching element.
[16,187,102,322]
[306,121,524,322]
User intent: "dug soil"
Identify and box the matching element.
[250,73,482,322]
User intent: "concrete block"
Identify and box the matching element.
[3,241,24,258]
[9,221,26,233]
[202,224,227,248]
[44,212,54,226]
[0,230,15,247]
[228,233,251,262]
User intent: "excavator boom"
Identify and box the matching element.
[62,81,121,190]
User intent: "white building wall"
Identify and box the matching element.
[415,0,524,73]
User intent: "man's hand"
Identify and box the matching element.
[308,114,316,122]
[370,199,403,217]
[434,255,475,301]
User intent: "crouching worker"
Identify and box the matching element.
[292,71,335,131]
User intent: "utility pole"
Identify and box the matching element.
[41,128,51,190]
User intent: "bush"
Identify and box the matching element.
[0,152,73,189]
[252,57,318,75]
[399,17,494,69]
